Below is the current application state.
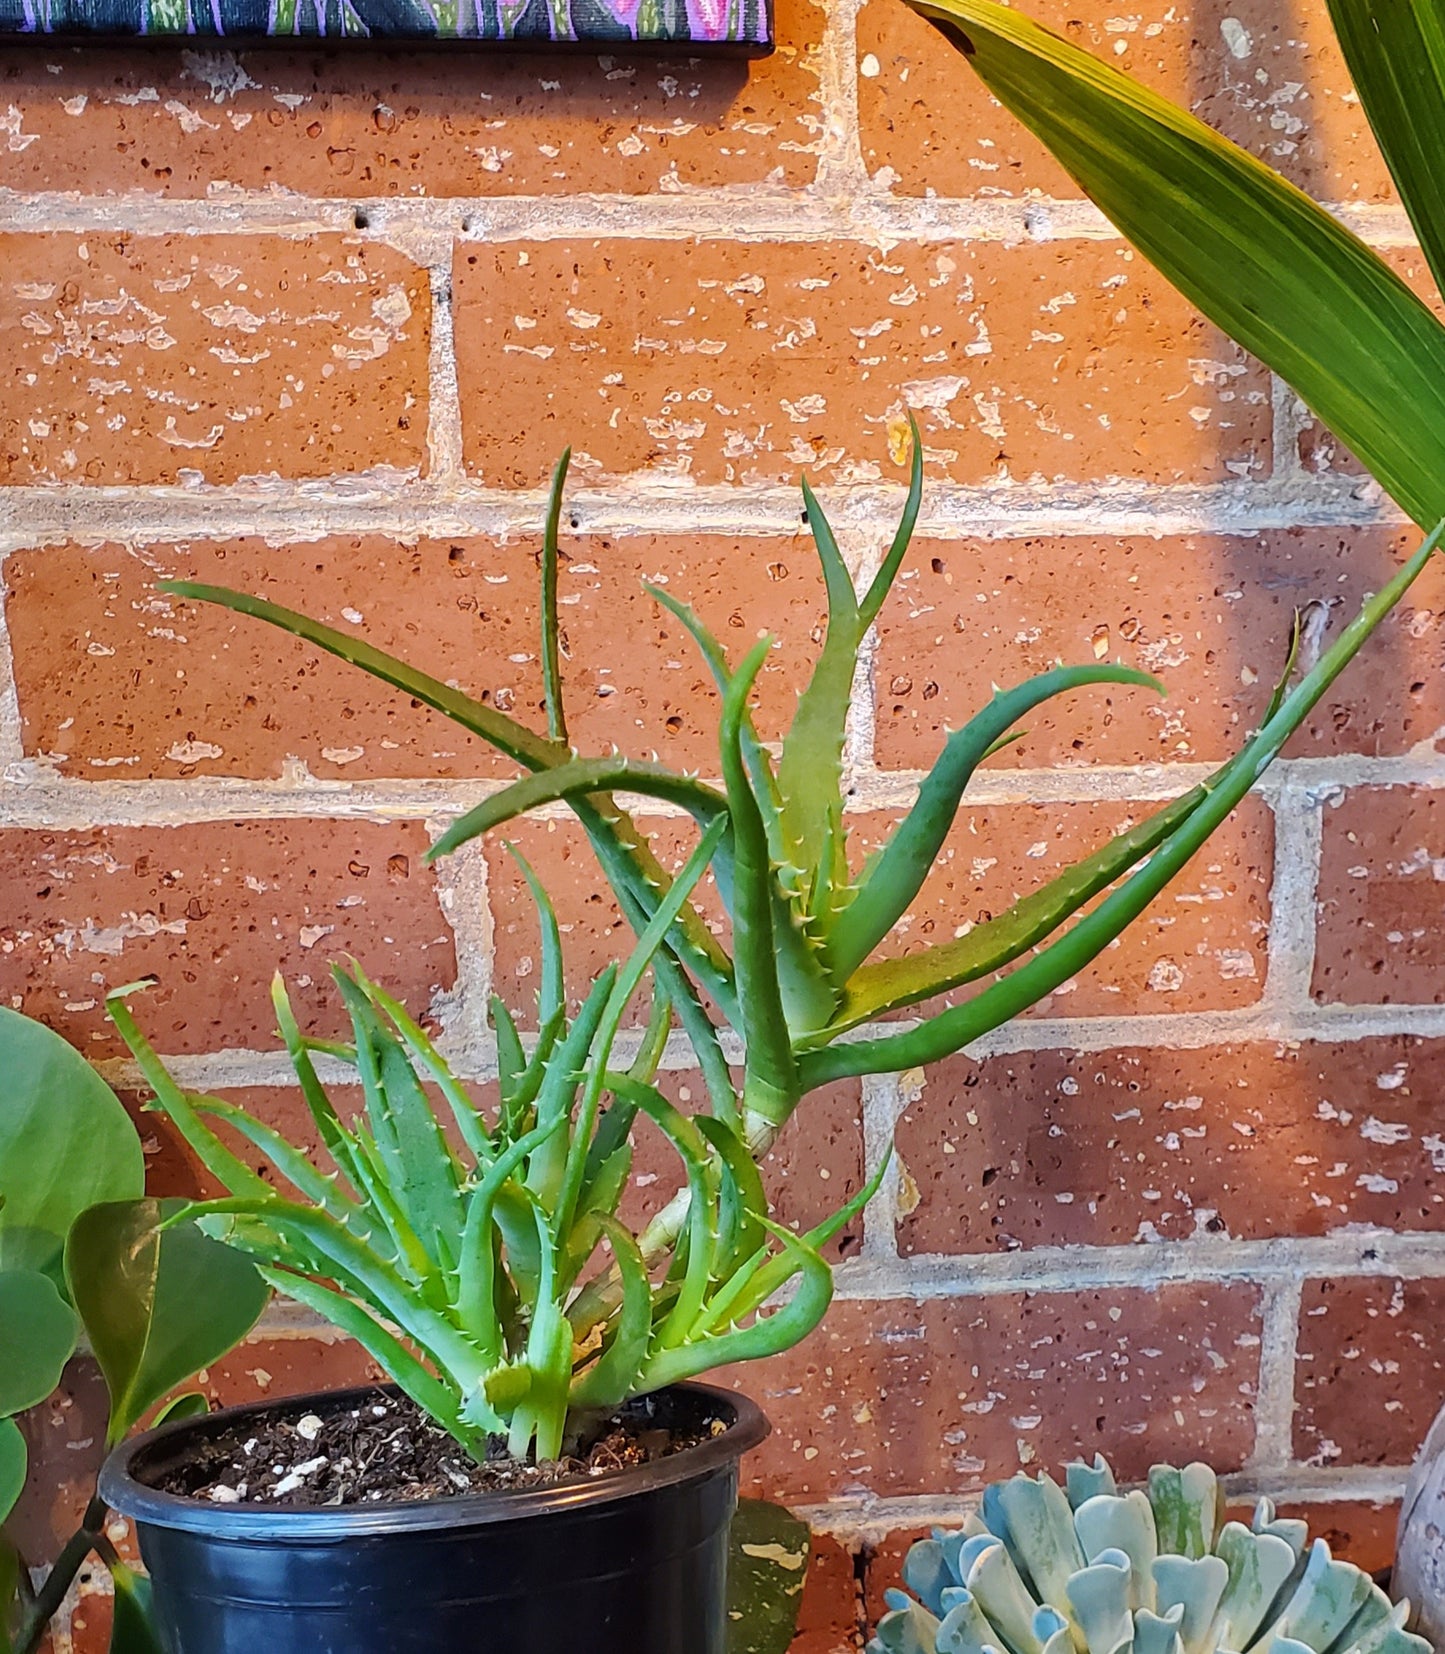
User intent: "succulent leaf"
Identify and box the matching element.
[871,1456,1433,1654]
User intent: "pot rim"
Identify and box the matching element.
[99,1380,768,1540]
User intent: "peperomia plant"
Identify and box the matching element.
[107,826,884,1468]
[156,432,1442,1197]
[0,1007,267,1654]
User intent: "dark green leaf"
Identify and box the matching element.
[0,1008,143,1286]
[0,1270,76,1416]
[909,0,1445,531]
[65,1198,268,1443]
[0,1531,17,1654]
[108,1560,165,1654]
[726,1498,811,1654]
[0,1421,24,1527]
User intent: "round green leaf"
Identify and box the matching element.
[0,1270,77,1416]
[0,1008,143,1287]
[109,1560,165,1654]
[0,1419,25,1526]
[66,1199,269,1443]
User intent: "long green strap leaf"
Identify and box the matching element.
[804,522,1445,1085]
[1326,0,1445,305]
[909,0,1445,530]
[827,663,1163,981]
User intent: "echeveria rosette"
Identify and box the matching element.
[870,1457,1430,1654]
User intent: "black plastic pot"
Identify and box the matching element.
[99,1382,767,1654]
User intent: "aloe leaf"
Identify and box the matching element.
[647,582,788,844]
[554,817,728,1241]
[176,1196,484,1389]
[567,1215,653,1410]
[776,480,859,918]
[493,997,527,1116]
[509,845,566,1030]
[821,781,1208,1035]
[827,663,1164,980]
[456,1114,567,1353]
[593,1073,716,1348]
[270,976,374,1198]
[908,0,1445,530]
[802,521,1444,1085]
[333,970,464,1264]
[696,1115,767,1277]
[256,1266,469,1445]
[160,580,734,1018]
[860,412,924,628]
[640,1216,832,1391]
[722,641,803,1123]
[187,1095,373,1235]
[540,447,571,745]
[106,988,272,1202]
[528,965,619,1210]
[428,758,728,864]
[1325,0,1445,304]
[160,581,565,769]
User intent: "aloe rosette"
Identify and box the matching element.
[871,1458,1429,1654]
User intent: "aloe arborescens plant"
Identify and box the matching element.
[108,826,883,1467]
[155,434,1443,1198]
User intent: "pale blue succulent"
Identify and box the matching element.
[870,1458,1432,1654]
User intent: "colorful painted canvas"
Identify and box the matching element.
[0,0,770,45]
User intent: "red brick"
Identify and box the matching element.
[893,1036,1445,1254]
[1272,1500,1399,1576]
[0,0,824,198]
[874,526,1445,772]
[200,1334,384,1409]
[792,1533,862,1654]
[0,234,428,486]
[9,1359,109,1567]
[863,1528,931,1633]
[0,819,453,1055]
[721,1283,1261,1502]
[854,793,1273,1019]
[1314,788,1445,1006]
[453,237,1271,489]
[8,529,825,781]
[857,0,1393,206]
[65,1578,115,1654]
[1295,1277,1445,1466]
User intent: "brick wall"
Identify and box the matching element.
[2,0,1441,1646]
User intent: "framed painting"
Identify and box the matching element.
[0,0,771,46]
